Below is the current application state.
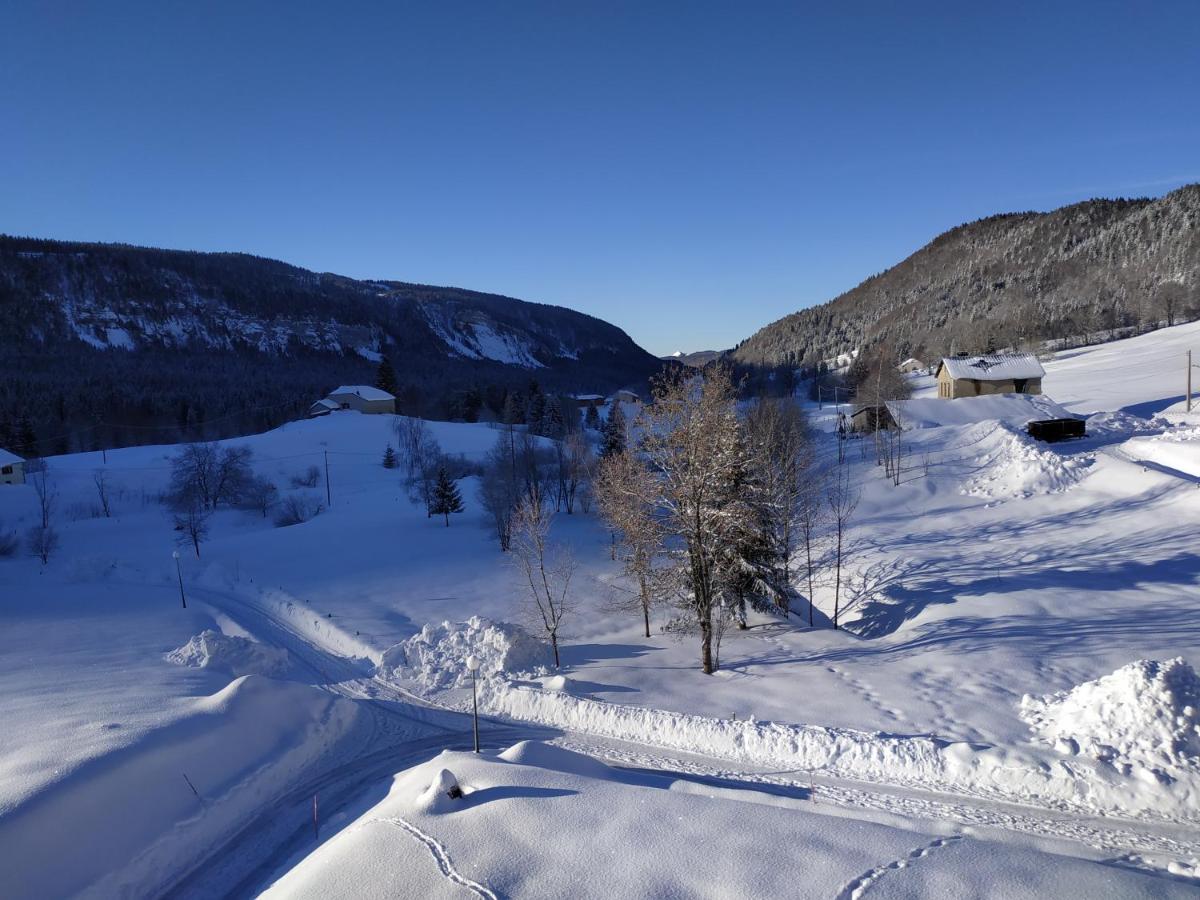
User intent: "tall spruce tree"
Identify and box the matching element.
[599,398,627,458]
[375,357,398,396]
[584,404,600,430]
[431,466,464,526]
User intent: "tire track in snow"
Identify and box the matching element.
[377,816,498,899]
[836,836,963,900]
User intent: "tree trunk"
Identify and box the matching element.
[551,632,560,668]
[700,622,714,675]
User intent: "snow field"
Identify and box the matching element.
[260,741,1197,899]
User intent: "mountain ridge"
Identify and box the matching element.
[0,235,666,451]
[731,185,1200,370]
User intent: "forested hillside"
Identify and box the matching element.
[732,184,1200,369]
[0,237,665,454]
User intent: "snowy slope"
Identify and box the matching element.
[3,317,1200,895]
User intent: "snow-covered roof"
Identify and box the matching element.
[938,353,1045,382]
[573,394,605,401]
[0,448,22,465]
[899,358,924,368]
[310,398,340,411]
[328,385,395,401]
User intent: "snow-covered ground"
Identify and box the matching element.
[3,322,1200,897]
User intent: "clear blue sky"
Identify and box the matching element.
[3,2,1198,355]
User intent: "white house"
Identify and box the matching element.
[313,385,397,415]
[897,358,925,374]
[0,448,25,486]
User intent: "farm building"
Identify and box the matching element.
[0,448,25,486]
[897,358,925,374]
[935,354,1044,399]
[316,385,396,415]
[307,398,341,418]
[572,394,606,410]
[603,389,641,405]
[850,405,896,433]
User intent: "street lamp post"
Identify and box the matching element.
[173,550,187,609]
[466,655,481,753]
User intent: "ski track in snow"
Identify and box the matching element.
[376,816,498,900]
[836,836,963,900]
[550,739,1200,864]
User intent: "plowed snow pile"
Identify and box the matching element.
[379,616,548,689]
[166,630,289,677]
[1020,658,1200,778]
[963,430,1090,499]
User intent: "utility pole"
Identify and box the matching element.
[324,451,332,506]
[1189,350,1193,414]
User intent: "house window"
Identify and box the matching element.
[1,465,10,475]
[1013,379,1028,393]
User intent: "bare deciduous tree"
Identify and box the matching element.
[595,449,665,638]
[511,491,575,667]
[92,469,112,518]
[173,499,210,557]
[637,367,753,674]
[825,463,860,630]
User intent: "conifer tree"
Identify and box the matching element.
[431,466,464,526]
[584,404,600,430]
[382,444,398,469]
[599,398,627,458]
[375,357,398,396]
[17,416,37,458]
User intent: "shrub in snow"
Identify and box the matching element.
[0,524,18,557]
[378,616,548,690]
[416,767,463,812]
[166,630,290,677]
[274,493,323,527]
[290,465,321,489]
[1020,658,1200,777]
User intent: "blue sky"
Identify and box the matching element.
[3,2,1198,355]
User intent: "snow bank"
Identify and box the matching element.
[1020,658,1200,779]
[378,617,549,689]
[1085,410,1169,438]
[166,630,290,677]
[963,429,1090,499]
[480,682,1200,820]
[1125,426,1200,478]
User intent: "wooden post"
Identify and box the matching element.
[1189,350,1193,413]
[324,451,332,507]
[313,793,319,840]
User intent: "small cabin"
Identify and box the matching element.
[307,398,341,418]
[935,354,1045,399]
[897,358,925,375]
[0,448,25,486]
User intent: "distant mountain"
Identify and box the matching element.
[661,350,722,368]
[0,236,666,452]
[732,184,1200,370]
